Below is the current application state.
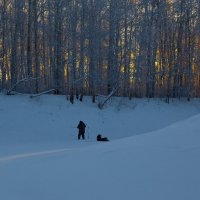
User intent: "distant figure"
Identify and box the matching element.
[97,134,109,142]
[77,121,86,140]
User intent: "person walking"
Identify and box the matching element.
[77,120,86,140]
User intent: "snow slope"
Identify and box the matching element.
[1,94,200,145]
[0,94,200,200]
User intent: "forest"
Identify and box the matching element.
[0,0,200,100]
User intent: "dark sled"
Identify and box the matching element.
[97,134,109,142]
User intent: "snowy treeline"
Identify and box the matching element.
[0,0,200,99]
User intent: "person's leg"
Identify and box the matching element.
[82,133,85,140]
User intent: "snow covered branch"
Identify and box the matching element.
[7,77,40,95]
[30,89,57,98]
[98,86,118,109]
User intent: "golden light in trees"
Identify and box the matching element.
[120,65,125,73]
[6,73,9,81]
[64,68,67,77]
[0,0,200,97]
[130,52,134,60]
[129,63,135,84]
[76,60,80,70]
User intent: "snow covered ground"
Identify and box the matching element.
[0,94,200,200]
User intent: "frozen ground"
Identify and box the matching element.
[0,94,200,200]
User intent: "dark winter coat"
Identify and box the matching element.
[77,121,86,134]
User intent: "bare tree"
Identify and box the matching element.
[1,0,200,100]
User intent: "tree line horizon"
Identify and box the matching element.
[0,0,200,100]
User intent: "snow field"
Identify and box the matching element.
[0,94,200,200]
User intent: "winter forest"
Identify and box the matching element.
[0,0,200,100]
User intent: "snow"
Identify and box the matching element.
[0,94,200,200]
